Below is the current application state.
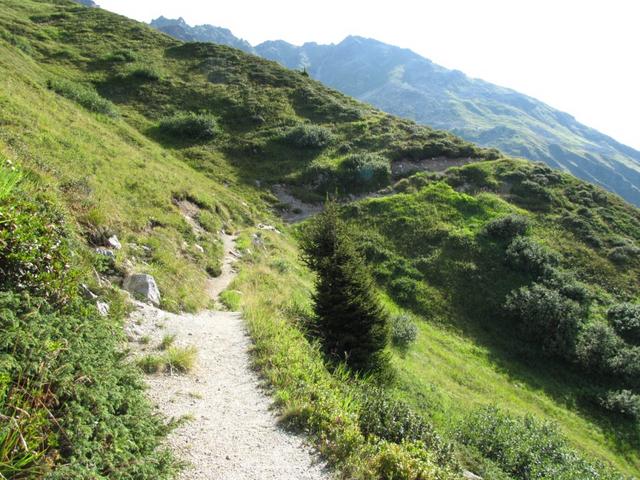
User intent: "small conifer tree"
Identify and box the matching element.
[300,201,389,373]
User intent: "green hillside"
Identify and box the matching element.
[0,1,639,479]
[146,17,640,207]
[339,159,640,476]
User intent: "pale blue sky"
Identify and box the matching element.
[98,0,640,150]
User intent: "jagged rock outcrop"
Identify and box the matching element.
[123,274,161,306]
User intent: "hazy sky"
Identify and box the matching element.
[98,0,640,150]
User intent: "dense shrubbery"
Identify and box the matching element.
[599,390,640,419]
[283,123,334,148]
[608,303,640,344]
[458,406,624,480]
[1,293,174,479]
[485,214,530,240]
[495,221,639,422]
[388,132,483,162]
[0,195,76,304]
[608,239,640,265]
[126,63,163,81]
[338,153,391,192]
[390,313,418,349]
[504,284,581,358]
[159,112,219,140]
[575,322,622,373]
[0,173,173,478]
[504,236,557,278]
[359,389,453,464]
[47,79,118,116]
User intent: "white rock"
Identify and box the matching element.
[463,471,483,480]
[108,235,122,250]
[257,223,281,234]
[123,274,161,306]
[95,247,115,258]
[194,244,205,254]
[81,283,98,300]
[251,233,264,247]
[96,301,110,317]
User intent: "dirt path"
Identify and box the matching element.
[206,231,240,303]
[272,157,476,224]
[126,233,330,480]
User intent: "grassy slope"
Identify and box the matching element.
[0,31,257,311]
[0,0,491,310]
[341,159,640,475]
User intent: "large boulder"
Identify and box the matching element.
[123,274,161,306]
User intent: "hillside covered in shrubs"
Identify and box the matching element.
[338,158,640,477]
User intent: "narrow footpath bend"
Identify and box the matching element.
[128,232,329,480]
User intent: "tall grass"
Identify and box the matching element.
[0,383,47,478]
[47,78,118,116]
[0,159,21,202]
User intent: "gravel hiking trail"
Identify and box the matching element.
[127,232,330,480]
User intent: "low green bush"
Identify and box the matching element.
[283,123,334,148]
[609,346,640,379]
[608,303,640,345]
[390,313,418,349]
[457,406,624,480]
[358,389,449,459]
[47,79,118,116]
[0,195,76,304]
[159,112,219,141]
[575,322,622,373]
[338,153,391,192]
[503,283,581,358]
[126,63,163,81]
[599,390,640,419]
[485,214,530,240]
[542,269,591,304]
[0,185,174,478]
[505,236,557,278]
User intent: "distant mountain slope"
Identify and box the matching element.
[255,36,640,205]
[147,19,640,206]
[150,16,255,54]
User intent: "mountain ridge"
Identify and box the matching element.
[148,17,640,206]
